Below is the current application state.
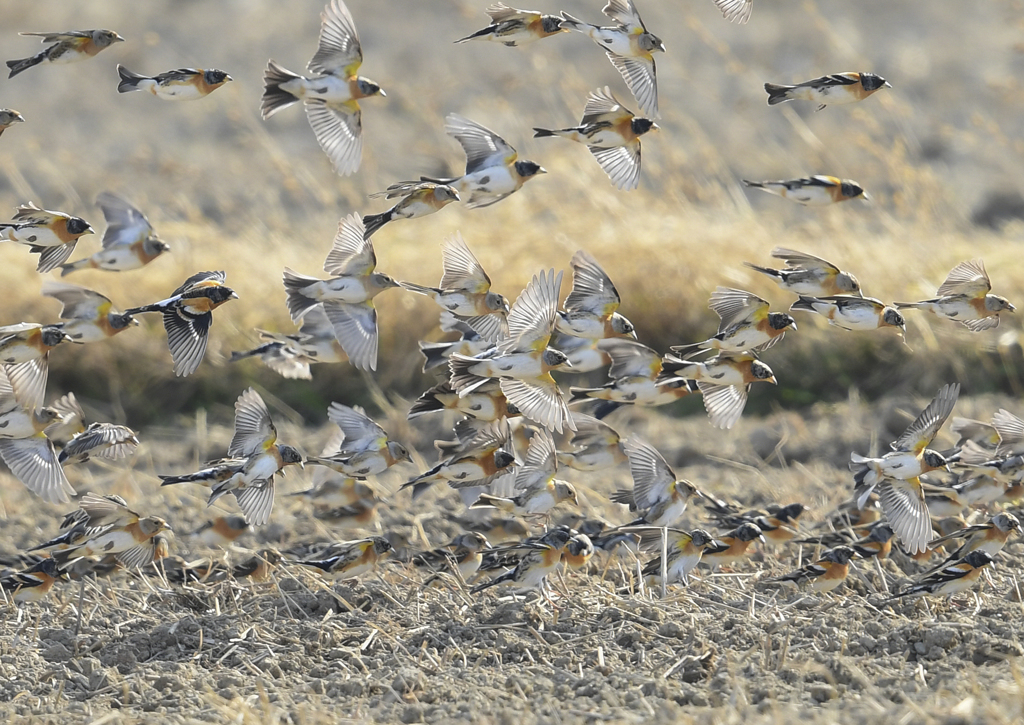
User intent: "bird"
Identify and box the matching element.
[0,202,94,273]
[742,176,869,205]
[641,529,721,586]
[559,0,665,117]
[569,339,697,409]
[408,379,515,422]
[59,192,169,276]
[894,259,1015,331]
[362,182,460,239]
[399,233,510,342]
[560,531,595,572]
[556,413,627,471]
[713,0,752,24]
[885,550,995,601]
[555,250,635,341]
[924,513,1019,575]
[470,529,569,596]
[744,247,861,297]
[42,282,138,343]
[416,113,546,208]
[417,311,498,373]
[0,109,25,136]
[191,515,250,549]
[231,305,348,380]
[57,422,139,465]
[700,523,765,569]
[124,271,237,377]
[765,73,891,111]
[282,214,398,371]
[661,350,777,429]
[116,66,232,100]
[449,269,575,433]
[0,365,74,503]
[7,29,123,78]
[533,87,656,190]
[0,558,65,603]
[706,501,808,546]
[49,493,172,569]
[231,550,284,583]
[455,4,566,46]
[470,429,579,518]
[401,418,516,499]
[261,0,384,175]
[671,287,796,357]
[159,388,303,525]
[851,383,960,554]
[306,402,410,478]
[296,536,393,579]
[766,546,857,594]
[613,436,706,527]
[410,532,491,579]
[789,296,906,336]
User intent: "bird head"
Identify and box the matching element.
[204,69,232,86]
[860,73,890,91]
[514,160,546,179]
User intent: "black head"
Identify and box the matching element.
[541,15,563,34]
[110,313,137,330]
[279,445,304,465]
[860,73,888,91]
[371,536,394,555]
[882,308,906,329]
[514,160,546,179]
[690,529,715,547]
[225,515,250,532]
[751,360,776,382]
[768,312,797,331]
[869,524,894,542]
[826,546,857,564]
[41,326,69,347]
[494,449,516,469]
[777,502,809,522]
[146,237,172,255]
[542,348,571,368]
[733,523,765,543]
[207,286,238,305]
[29,558,63,579]
[66,217,93,236]
[962,550,995,568]
[631,117,657,136]
[922,449,949,471]
[204,69,232,86]
[356,78,384,98]
[839,181,866,199]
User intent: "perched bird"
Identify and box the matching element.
[471,529,569,596]
[713,0,752,24]
[766,546,857,593]
[0,559,64,603]
[408,379,515,422]
[744,247,861,297]
[613,436,706,527]
[42,282,138,343]
[455,4,566,46]
[116,66,232,100]
[401,418,516,498]
[125,271,237,376]
[742,176,869,205]
[704,501,808,545]
[789,296,906,335]
[895,259,1015,331]
[560,532,595,571]
[765,73,891,111]
[296,536,392,579]
[570,339,697,409]
[307,402,410,478]
[559,0,665,117]
[449,269,575,433]
[0,109,25,137]
[795,522,895,561]
[556,413,627,471]
[410,532,491,579]
[50,493,172,569]
[0,366,74,503]
[851,383,960,554]
[191,515,250,549]
[283,214,397,371]
[534,87,656,190]
[58,422,139,465]
[60,192,169,276]
[885,550,995,601]
[924,513,1019,574]
[555,250,635,341]
[417,113,546,208]
[261,0,384,175]
[7,29,123,78]
[642,529,720,586]
[671,287,796,357]
[400,233,509,342]
[160,388,303,525]
[362,182,460,239]
[700,523,765,568]
[0,202,94,273]
[471,429,578,518]
[662,350,776,430]
[232,550,283,583]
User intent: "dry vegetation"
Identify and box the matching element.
[2,0,1024,722]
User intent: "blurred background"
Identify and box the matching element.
[1,0,1023,428]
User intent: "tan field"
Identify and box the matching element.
[1,0,1024,722]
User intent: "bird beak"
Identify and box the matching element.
[379,89,387,97]
[768,376,778,385]
[1008,304,1016,312]
[538,167,548,174]
[757,534,767,545]
[789,322,798,331]
[651,123,660,132]
[230,291,240,300]
[860,192,873,203]
[13,114,24,123]
[883,81,892,88]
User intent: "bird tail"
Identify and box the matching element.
[361,210,393,239]
[532,128,556,138]
[58,258,92,276]
[418,341,453,373]
[892,301,925,310]
[558,11,589,32]
[569,386,604,402]
[741,179,764,189]
[229,345,269,363]
[470,568,513,593]
[448,355,488,394]
[6,52,45,79]
[260,60,302,119]
[743,261,782,280]
[454,27,492,44]
[789,296,820,312]
[116,65,149,93]
[159,472,207,486]
[469,493,513,512]
[764,83,794,105]
[282,268,320,321]
[408,387,446,419]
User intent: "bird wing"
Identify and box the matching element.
[891,383,960,453]
[229,388,276,458]
[445,113,517,175]
[323,213,374,276]
[308,0,364,77]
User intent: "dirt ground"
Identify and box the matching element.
[2,392,1023,725]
